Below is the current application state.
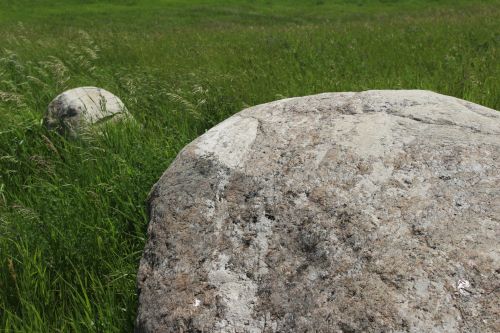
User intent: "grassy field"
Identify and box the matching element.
[0,0,499,331]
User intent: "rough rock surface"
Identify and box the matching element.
[136,90,500,333]
[44,86,128,135]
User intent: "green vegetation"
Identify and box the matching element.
[0,0,499,331]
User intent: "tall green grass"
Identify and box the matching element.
[0,0,499,331]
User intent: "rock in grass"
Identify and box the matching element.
[136,90,500,333]
[44,87,129,135]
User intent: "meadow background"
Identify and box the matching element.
[0,0,499,331]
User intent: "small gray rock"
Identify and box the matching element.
[45,86,129,135]
[136,90,500,333]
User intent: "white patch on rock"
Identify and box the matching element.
[206,213,275,332]
[195,116,258,169]
[208,254,263,333]
[457,279,472,296]
[340,113,396,158]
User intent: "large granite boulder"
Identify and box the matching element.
[136,90,499,333]
[44,87,129,135]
